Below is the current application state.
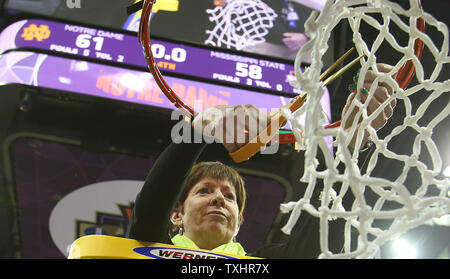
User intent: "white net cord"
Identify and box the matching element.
[280,0,450,259]
[204,0,278,50]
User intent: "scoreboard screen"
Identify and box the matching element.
[4,0,334,64]
[1,19,302,94]
[0,18,332,130]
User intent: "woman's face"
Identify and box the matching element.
[171,176,240,250]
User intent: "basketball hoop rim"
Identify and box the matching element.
[137,0,425,145]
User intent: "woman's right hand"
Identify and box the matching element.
[191,104,271,153]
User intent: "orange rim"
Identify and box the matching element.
[138,0,425,144]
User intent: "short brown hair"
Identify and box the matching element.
[169,161,246,237]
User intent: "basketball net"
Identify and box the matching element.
[204,0,278,50]
[279,0,450,258]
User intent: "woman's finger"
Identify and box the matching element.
[366,96,388,130]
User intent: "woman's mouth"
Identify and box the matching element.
[207,210,227,219]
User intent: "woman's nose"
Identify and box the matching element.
[210,191,225,206]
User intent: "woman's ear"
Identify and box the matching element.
[170,207,183,227]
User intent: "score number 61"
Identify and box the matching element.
[235,62,262,80]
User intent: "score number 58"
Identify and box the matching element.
[235,62,262,80]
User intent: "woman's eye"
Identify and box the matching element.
[197,188,209,194]
[225,193,235,200]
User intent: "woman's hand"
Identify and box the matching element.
[342,63,396,150]
[282,32,309,52]
[191,104,271,153]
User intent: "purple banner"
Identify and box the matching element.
[0,51,332,130]
[0,19,304,95]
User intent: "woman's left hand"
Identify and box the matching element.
[341,63,396,150]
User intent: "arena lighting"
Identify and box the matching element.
[392,238,417,259]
